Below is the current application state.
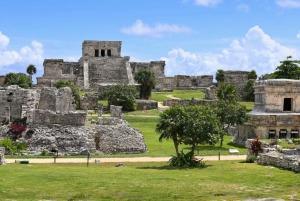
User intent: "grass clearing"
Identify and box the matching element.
[0,162,299,200]
[172,89,205,99]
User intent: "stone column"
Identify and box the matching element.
[98,104,103,118]
[0,147,6,165]
[5,106,10,122]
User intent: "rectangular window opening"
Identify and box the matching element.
[291,129,299,138]
[101,49,105,57]
[283,98,292,111]
[95,49,99,57]
[107,49,111,56]
[279,129,287,139]
[268,130,276,139]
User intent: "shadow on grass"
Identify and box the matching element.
[182,146,228,152]
[227,142,246,149]
[136,164,212,170]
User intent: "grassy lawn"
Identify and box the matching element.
[0,162,299,200]
[172,89,205,99]
[150,92,172,102]
[239,101,254,111]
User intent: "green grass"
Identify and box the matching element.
[123,109,161,116]
[0,162,299,200]
[239,101,254,111]
[79,90,97,96]
[150,92,172,102]
[172,89,205,99]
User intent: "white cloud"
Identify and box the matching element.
[297,31,300,39]
[0,31,9,50]
[161,26,300,78]
[237,4,249,12]
[194,0,222,6]
[276,0,300,8]
[121,20,192,38]
[0,32,44,75]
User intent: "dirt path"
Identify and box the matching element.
[5,155,246,164]
[165,94,180,99]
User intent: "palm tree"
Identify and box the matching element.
[134,69,156,99]
[26,64,37,83]
[216,69,225,86]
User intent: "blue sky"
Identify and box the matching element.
[1,0,300,82]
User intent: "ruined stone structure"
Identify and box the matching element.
[245,139,300,172]
[0,147,6,165]
[136,100,158,110]
[37,40,165,91]
[163,75,214,90]
[79,93,98,110]
[233,79,300,144]
[0,76,4,87]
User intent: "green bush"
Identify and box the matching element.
[245,156,256,163]
[41,149,48,156]
[0,138,28,154]
[168,150,206,168]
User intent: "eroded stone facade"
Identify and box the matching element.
[37,40,165,91]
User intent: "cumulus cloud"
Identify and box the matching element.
[275,0,300,8]
[121,20,192,38]
[0,32,44,74]
[237,4,249,12]
[161,26,300,77]
[194,0,222,6]
[0,31,9,50]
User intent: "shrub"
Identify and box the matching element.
[245,156,257,163]
[250,136,262,157]
[41,149,48,156]
[0,138,28,154]
[168,150,205,168]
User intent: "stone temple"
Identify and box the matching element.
[37,40,165,90]
[233,79,300,145]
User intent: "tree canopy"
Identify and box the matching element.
[26,64,37,82]
[216,69,225,84]
[134,69,156,99]
[248,70,257,80]
[4,73,33,89]
[103,84,139,111]
[216,82,238,102]
[273,56,300,79]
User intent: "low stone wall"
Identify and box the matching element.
[163,99,215,107]
[80,93,98,110]
[28,110,86,126]
[257,152,300,172]
[136,100,158,110]
[0,147,6,165]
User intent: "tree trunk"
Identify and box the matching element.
[172,136,179,157]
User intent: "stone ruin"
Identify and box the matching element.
[233,79,300,145]
[0,147,6,165]
[246,139,300,172]
[205,85,217,100]
[36,40,165,91]
[0,85,147,155]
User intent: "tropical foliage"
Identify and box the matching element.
[273,56,300,79]
[26,64,37,82]
[4,73,33,89]
[134,69,156,99]
[103,84,139,111]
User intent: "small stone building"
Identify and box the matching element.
[233,79,300,144]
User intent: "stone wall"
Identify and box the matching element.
[191,75,213,87]
[0,76,4,87]
[82,41,122,57]
[136,100,158,110]
[0,147,6,165]
[174,75,192,88]
[130,61,165,91]
[79,93,99,110]
[28,110,86,126]
[0,85,39,122]
[163,77,174,90]
[163,99,215,107]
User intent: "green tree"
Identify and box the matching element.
[103,84,139,111]
[4,73,33,89]
[248,70,257,80]
[156,106,186,157]
[213,100,250,146]
[273,56,300,79]
[54,80,80,107]
[216,82,238,102]
[216,69,225,85]
[134,69,156,99]
[181,105,220,155]
[243,79,255,102]
[26,64,37,82]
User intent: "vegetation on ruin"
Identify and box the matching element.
[103,84,139,111]
[243,79,255,102]
[0,138,27,155]
[216,69,225,83]
[4,72,33,89]
[134,69,156,99]
[54,80,80,107]
[0,162,299,200]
